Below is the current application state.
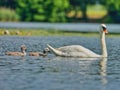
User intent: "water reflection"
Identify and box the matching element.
[49,56,101,61]
[0,36,119,90]
[49,56,108,87]
[99,58,108,85]
[99,58,108,90]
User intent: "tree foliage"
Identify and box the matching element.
[0,0,16,9]
[16,0,69,22]
[1,0,120,23]
[102,0,120,22]
[69,0,95,21]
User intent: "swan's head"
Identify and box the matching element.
[100,24,108,34]
[21,45,27,51]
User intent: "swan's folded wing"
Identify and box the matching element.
[58,45,91,52]
[57,45,99,57]
[47,44,99,57]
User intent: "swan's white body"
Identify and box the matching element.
[47,24,108,58]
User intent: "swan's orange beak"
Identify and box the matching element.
[103,29,108,34]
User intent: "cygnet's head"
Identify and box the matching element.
[43,48,50,54]
[21,45,27,51]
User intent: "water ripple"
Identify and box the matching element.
[0,36,120,90]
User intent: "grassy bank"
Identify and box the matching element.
[0,28,97,36]
[0,29,119,37]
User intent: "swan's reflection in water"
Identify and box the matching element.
[99,58,107,90]
[99,58,107,84]
[49,56,108,89]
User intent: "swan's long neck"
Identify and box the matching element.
[47,44,62,56]
[100,32,107,57]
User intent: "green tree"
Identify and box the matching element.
[101,0,120,23]
[69,0,95,22]
[16,0,69,22]
[0,0,16,9]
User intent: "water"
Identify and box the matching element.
[0,22,120,33]
[0,36,120,90]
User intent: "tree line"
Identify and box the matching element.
[0,0,120,23]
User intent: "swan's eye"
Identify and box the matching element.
[102,26,106,30]
[102,26,108,33]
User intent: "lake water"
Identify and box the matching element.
[0,36,120,90]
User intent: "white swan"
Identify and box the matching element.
[47,24,108,58]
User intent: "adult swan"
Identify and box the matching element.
[47,24,108,58]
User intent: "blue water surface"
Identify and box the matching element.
[0,36,120,90]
